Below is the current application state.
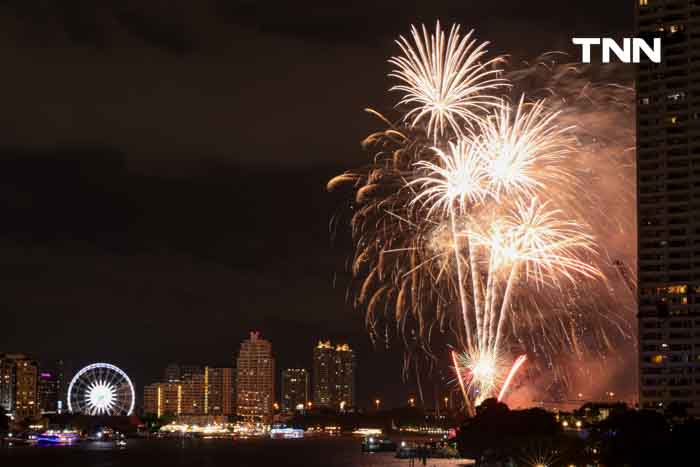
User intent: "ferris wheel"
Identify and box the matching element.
[67,363,135,416]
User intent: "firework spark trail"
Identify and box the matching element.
[451,350,473,416]
[329,22,635,411]
[450,209,474,350]
[498,354,528,402]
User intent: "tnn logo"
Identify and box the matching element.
[572,38,661,64]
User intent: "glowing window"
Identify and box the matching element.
[667,285,688,294]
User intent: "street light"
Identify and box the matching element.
[375,399,381,410]
[408,397,415,407]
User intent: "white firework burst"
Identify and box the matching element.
[389,20,507,141]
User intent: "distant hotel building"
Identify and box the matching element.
[313,341,335,407]
[313,341,356,410]
[207,367,235,416]
[0,353,39,419]
[163,363,182,383]
[236,332,275,422]
[334,344,356,409]
[281,368,309,412]
[637,1,700,414]
[144,382,183,417]
[37,370,61,415]
[144,365,235,417]
[163,363,203,384]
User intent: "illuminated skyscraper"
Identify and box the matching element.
[37,371,60,415]
[313,341,335,407]
[334,344,356,409]
[236,332,275,422]
[0,353,38,419]
[181,371,206,414]
[0,358,13,415]
[637,0,700,414]
[312,341,356,410]
[281,368,309,412]
[206,367,235,416]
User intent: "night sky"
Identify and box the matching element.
[1,1,632,408]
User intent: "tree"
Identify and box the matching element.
[140,412,176,433]
[457,398,561,463]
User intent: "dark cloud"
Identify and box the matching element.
[0,1,633,168]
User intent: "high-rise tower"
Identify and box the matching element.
[236,332,275,422]
[312,341,356,410]
[281,368,309,412]
[637,0,700,414]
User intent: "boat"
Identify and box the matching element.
[361,436,397,453]
[36,430,81,445]
[269,425,304,439]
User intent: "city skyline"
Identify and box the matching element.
[4,332,390,419]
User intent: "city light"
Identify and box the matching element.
[67,363,135,416]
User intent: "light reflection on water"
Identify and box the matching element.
[2,437,468,467]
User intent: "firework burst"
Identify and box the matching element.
[410,139,490,217]
[478,96,575,202]
[329,23,635,413]
[389,21,507,141]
